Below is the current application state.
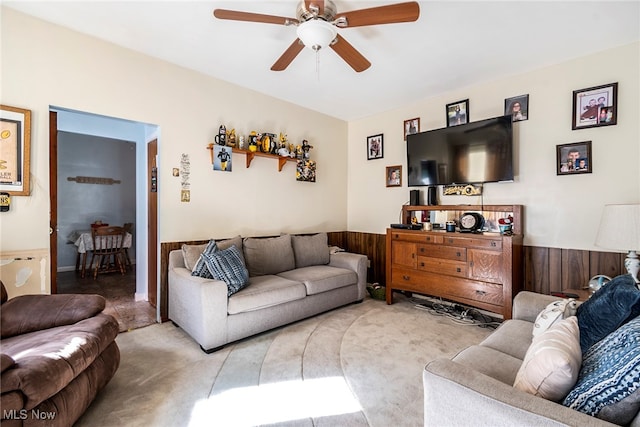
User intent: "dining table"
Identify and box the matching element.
[68,229,132,278]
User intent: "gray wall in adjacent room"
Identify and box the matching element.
[57,131,136,270]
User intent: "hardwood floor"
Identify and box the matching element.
[57,265,156,332]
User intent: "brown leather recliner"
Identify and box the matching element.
[0,282,120,426]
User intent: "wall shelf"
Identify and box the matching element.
[207,144,296,172]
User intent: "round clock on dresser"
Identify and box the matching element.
[459,212,485,232]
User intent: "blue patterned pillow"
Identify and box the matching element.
[191,240,218,278]
[202,246,249,296]
[562,316,640,424]
[576,274,640,353]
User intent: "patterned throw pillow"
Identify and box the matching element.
[562,316,640,424]
[576,274,640,353]
[191,240,218,278]
[202,246,249,296]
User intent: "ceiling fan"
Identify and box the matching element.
[213,1,420,72]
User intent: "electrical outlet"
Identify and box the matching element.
[367,259,371,268]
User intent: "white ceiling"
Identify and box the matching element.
[4,1,640,121]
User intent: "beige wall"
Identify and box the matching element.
[347,42,640,251]
[0,8,348,269]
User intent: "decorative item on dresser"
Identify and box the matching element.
[595,203,640,284]
[386,204,523,319]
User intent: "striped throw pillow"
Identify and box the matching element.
[202,246,249,296]
[191,240,218,278]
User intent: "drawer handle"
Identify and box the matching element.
[456,252,461,257]
[448,239,454,244]
[420,247,425,252]
[456,267,461,273]
[426,237,431,242]
[491,242,497,247]
[402,275,410,281]
[420,262,425,267]
[476,290,487,296]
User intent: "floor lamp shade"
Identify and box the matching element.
[595,204,640,283]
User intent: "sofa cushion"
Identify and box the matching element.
[243,234,295,276]
[202,246,249,296]
[480,319,534,361]
[452,345,523,386]
[563,315,640,425]
[183,236,244,272]
[513,316,582,401]
[532,298,577,338]
[576,274,640,353]
[0,313,119,410]
[227,275,306,315]
[291,233,330,268]
[277,265,356,295]
[190,240,218,278]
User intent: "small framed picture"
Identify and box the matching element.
[386,165,402,187]
[572,82,617,130]
[213,145,232,172]
[505,94,529,122]
[403,117,420,141]
[446,99,469,127]
[557,141,592,175]
[367,134,384,160]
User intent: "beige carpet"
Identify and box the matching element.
[77,294,495,427]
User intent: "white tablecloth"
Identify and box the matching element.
[68,230,133,254]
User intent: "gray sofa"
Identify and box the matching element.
[423,290,640,427]
[168,233,367,353]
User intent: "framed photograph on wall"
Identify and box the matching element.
[505,94,529,122]
[367,134,384,160]
[403,117,420,141]
[0,105,31,196]
[572,82,617,130]
[557,141,592,175]
[446,99,469,127]
[386,165,402,187]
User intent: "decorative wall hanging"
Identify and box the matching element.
[213,145,232,172]
[67,176,121,185]
[180,153,190,202]
[446,99,469,127]
[0,105,31,196]
[572,82,617,130]
[296,160,316,182]
[367,134,384,160]
[443,184,482,196]
[403,118,420,141]
[386,165,402,187]
[557,141,592,175]
[505,94,529,122]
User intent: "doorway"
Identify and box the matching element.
[49,107,159,330]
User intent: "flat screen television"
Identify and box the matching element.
[406,115,514,186]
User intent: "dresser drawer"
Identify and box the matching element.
[442,235,502,250]
[418,245,466,261]
[418,257,467,277]
[390,231,444,244]
[445,280,504,306]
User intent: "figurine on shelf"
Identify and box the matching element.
[248,131,258,152]
[301,139,313,160]
[277,142,290,157]
[238,135,246,150]
[295,144,303,160]
[226,128,236,147]
[214,125,226,145]
[288,143,296,158]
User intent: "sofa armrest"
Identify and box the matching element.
[512,291,564,323]
[0,294,105,339]
[423,358,613,427]
[168,250,229,350]
[329,252,367,301]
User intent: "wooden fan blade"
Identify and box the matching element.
[213,9,298,26]
[330,34,371,72]
[335,1,420,28]
[271,39,305,71]
[304,0,325,16]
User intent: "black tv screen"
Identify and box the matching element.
[406,115,514,186]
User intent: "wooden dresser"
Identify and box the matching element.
[385,205,523,319]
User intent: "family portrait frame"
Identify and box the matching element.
[557,141,592,175]
[0,104,31,196]
[572,82,617,130]
[446,99,469,127]
[386,165,402,187]
[504,94,529,122]
[403,117,420,141]
[367,133,384,160]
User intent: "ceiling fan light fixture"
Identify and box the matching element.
[296,19,337,51]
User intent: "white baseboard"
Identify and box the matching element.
[57,266,76,273]
[135,292,147,302]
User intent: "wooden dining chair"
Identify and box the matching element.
[89,226,127,279]
[122,222,134,267]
